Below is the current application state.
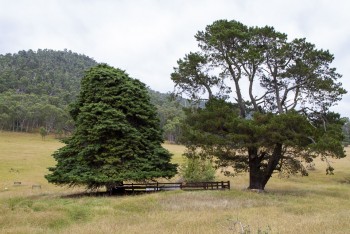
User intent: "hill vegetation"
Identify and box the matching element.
[0,49,184,141]
[0,49,97,133]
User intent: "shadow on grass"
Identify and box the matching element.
[338,176,350,184]
[60,190,159,198]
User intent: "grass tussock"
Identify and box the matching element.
[0,131,350,233]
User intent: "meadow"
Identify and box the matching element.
[0,131,350,233]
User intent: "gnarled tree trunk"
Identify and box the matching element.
[248,143,283,190]
[248,147,265,190]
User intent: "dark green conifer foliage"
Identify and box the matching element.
[46,64,177,190]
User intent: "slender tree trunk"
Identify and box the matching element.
[248,77,259,112]
[203,83,213,100]
[233,78,246,118]
[226,60,246,118]
[273,74,283,114]
[262,143,283,186]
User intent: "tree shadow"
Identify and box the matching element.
[338,176,350,184]
[60,190,155,198]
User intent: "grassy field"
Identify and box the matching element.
[0,131,350,233]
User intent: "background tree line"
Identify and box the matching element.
[0,49,185,141]
[0,49,96,134]
[1,48,348,145]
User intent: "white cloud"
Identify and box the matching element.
[0,0,349,116]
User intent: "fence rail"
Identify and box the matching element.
[113,181,230,193]
[182,181,230,190]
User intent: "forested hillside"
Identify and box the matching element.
[0,49,97,133]
[148,90,185,143]
[0,49,184,141]
[0,49,97,103]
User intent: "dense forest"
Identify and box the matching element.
[0,49,183,141]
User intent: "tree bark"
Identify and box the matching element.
[262,143,282,187]
[248,147,265,190]
[248,144,283,190]
[225,58,246,118]
[233,78,246,118]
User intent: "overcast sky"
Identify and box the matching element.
[1,0,349,116]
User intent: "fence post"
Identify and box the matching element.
[227,181,230,189]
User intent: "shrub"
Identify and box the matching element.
[180,154,216,182]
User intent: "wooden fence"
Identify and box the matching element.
[113,181,230,193]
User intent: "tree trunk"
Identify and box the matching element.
[262,143,283,187]
[233,78,246,118]
[249,170,265,190]
[107,181,124,195]
[248,144,283,191]
[248,147,265,190]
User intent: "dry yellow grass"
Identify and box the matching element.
[1,131,350,233]
[165,143,187,165]
[0,132,61,191]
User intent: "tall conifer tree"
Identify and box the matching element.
[46,64,177,191]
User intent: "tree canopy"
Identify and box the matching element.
[172,20,346,190]
[46,64,177,190]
